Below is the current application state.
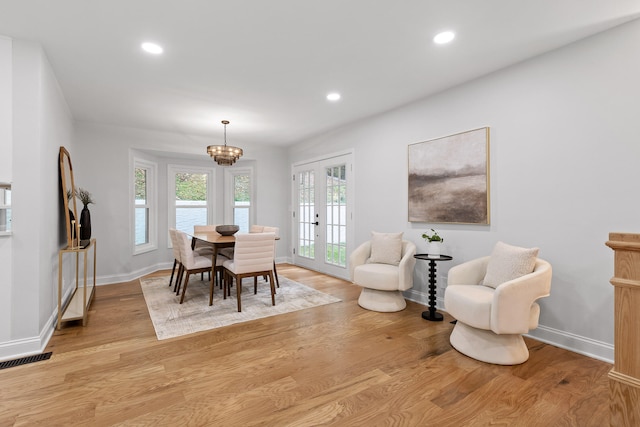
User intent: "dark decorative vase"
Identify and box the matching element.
[80,205,91,240]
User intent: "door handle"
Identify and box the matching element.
[314,221,319,226]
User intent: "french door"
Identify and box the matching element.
[292,152,353,279]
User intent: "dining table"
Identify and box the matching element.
[189,231,280,304]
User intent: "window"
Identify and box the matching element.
[0,183,11,235]
[133,159,157,254]
[169,165,213,234]
[225,167,253,233]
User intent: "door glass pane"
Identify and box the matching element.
[325,165,347,266]
[298,170,315,259]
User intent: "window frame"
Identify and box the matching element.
[132,158,157,255]
[224,166,254,233]
[168,164,215,238]
[0,183,11,236]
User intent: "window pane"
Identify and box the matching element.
[0,209,9,232]
[0,189,10,232]
[135,207,148,245]
[234,207,249,233]
[175,173,207,202]
[176,207,207,234]
[234,175,250,202]
[135,168,146,204]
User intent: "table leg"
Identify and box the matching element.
[421,259,443,321]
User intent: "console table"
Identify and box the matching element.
[57,238,97,329]
[414,254,452,321]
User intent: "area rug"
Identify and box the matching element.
[140,274,341,340]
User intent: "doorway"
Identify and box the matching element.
[292,152,353,279]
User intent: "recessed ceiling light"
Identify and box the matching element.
[327,92,341,102]
[141,42,163,54]
[433,31,455,45]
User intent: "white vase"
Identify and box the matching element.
[427,241,442,257]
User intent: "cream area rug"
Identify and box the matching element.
[140,274,341,340]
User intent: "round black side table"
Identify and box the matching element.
[414,254,453,321]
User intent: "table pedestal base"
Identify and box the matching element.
[421,310,443,322]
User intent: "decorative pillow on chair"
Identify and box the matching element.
[369,231,403,266]
[483,241,539,288]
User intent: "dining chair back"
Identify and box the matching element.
[175,230,214,304]
[251,225,280,288]
[168,228,182,291]
[222,232,276,312]
[192,225,217,256]
[197,224,235,260]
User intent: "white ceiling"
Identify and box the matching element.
[1,1,640,147]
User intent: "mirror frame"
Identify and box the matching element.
[59,146,78,248]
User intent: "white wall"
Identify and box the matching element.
[73,122,290,284]
[0,36,11,182]
[288,19,640,362]
[0,36,12,345]
[0,39,73,361]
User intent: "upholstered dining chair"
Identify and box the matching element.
[251,225,280,288]
[168,228,183,291]
[192,224,219,255]
[222,232,276,311]
[196,224,234,260]
[349,232,417,312]
[175,230,219,304]
[444,241,552,365]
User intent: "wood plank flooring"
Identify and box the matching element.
[0,264,611,426]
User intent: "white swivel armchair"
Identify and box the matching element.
[444,241,552,365]
[349,232,416,312]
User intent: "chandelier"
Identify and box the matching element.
[207,120,243,166]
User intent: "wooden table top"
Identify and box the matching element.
[191,232,236,244]
[192,231,279,244]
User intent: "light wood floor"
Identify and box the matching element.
[0,264,611,426]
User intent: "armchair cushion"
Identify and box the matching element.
[369,231,403,266]
[483,241,539,289]
[353,263,402,291]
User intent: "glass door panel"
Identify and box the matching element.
[293,153,353,279]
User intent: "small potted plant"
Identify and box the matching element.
[422,228,443,257]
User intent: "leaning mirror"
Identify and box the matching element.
[59,146,78,248]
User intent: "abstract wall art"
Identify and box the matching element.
[408,127,490,224]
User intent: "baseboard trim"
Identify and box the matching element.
[95,261,174,285]
[403,289,614,364]
[97,259,290,286]
[0,314,54,363]
[527,324,613,364]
